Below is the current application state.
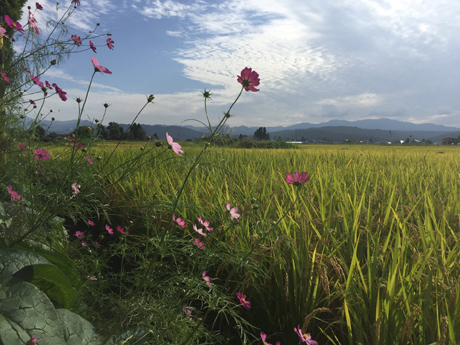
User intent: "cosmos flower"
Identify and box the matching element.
[192,238,205,250]
[226,203,241,220]
[34,148,50,160]
[71,34,82,46]
[173,215,185,228]
[294,325,318,345]
[166,132,183,156]
[28,11,39,35]
[75,231,85,239]
[193,224,207,237]
[105,225,114,235]
[36,3,43,10]
[106,38,114,50]
[236,291,251,310]
[4,15,25,33]
[284,172,310,186]
[0,27,9,39]
[71,183,81,195]
[91,57,112,74]
[198,216,213,231]
[237,67,260,92]
[0,72,11,84]
[202,271,213,286]
[90,40,96,53]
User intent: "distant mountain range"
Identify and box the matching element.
[37,118,460,143]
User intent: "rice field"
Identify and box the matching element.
[52,142,460,344]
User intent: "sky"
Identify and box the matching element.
[15,0,460,128]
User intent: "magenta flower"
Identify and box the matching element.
[117,225,129,235]
[0,72,10,84]
[29,99,36,106]
[261,332,272,345]
[26,336,37,345]
[75,231,85,239]
[28,11,40,35]
[81,241,87,246]
[34,148,50,160]
[226,203,241,220]
[173,215,185,228]
[90,40,97,53]
[45,80,52,89]
[0,27,9,39]
[236,291,251,310]
[183,304,195,318]
[91,57,112,74]
[166,132,183,156]
[92,241,100,249]
[72,0,80,6]
[52,83,67,101]
[36,2,43,10]
[294,325,318,345]
[105,225,114,235]
[198,216,213,231]
[18,144,28,150]
[202,271,213,286]
[237,67,260,92]
[87,220,95,226]
[4,15,25,33]
[106,38,114,50]
[71,34,82,46]
[284,172,310,186]
[87,275,97,280]
[192,238,205,250]
[86,155,93,165]
[30,75,44,88]
[193,224,207,237]
[71,183,81,195]
[7,186,22,203]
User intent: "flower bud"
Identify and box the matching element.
[140,146,145,150]
[224,112,231,118]
[20,115,26,119]
[155,141,162,147]
[28,5,31,9]
[76,98,82,103]
[50,59,57,65]
[103,103,109,108]
[95,119,99,123]
[147,94,155,103]
[201,89,212,99]
[82,148,87,152]
[52,117,55,121]
[97,156,102,160]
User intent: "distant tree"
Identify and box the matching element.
[129,123,147,141]
[254,127,270,140]
[33,125,46,141]
[369,137,373,143]
[107,122,123,140]
[74,126,93,138]
[405,138,410,144]
[96,124,109,139]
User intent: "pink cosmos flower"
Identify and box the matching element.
[197,216,213,231]
[105,225,114,235]
[0,72,11,84]
[91,57,112,74]
[92,241,100,249]
[87,275,97,280]
[72,0,80,6]
[193,224,207,237]
[75,231,85,239]
[106,38,114,50]
[226,203,241,220]
[237,67,260,92]
[183,304,195,318]
[173,215,185,228]
[294,325,318,345]
[166,132,183,156]
[36,2,43,10]
[28,11,39,35]
[4,15,25,33]
[236,291,251,310]
[90,40,96,53]
[261,332,272,345]
[192,238,205,250]
[71,34,82,46]
[30,75,44,88]
[18,144,28,150]
[0,27,9,39]
[45,81,52,89]
[284,172,310,186]
[202,271,213,286]
[87,220,95,226]
[81,241,86,246]
[7,186,22,203]
[71,183,81,195]
[52,83,67,101]
[34,148,50,160]
[26,337,37,345]
[29,99,36,106]
[117,225,129,235]
[86,155,93,165]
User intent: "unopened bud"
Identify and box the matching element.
[103,103,109,108]
[97,156,102,160]
[147,94,155,103]
[140,146,144,150]
[96,23,100,26]
[82,148,87,152]
[155,141,162,147]
[52,117,55,121]
[28,5,31,9]
[107,33,112,36]
[224,112,231,118]
[41,86,47,93]
[50,59,57,65]
[95,119,99,123]
[76,98,82,103]
[11,38,16,42]
[20,115,26,119]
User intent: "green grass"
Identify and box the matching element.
[48,143,460,344]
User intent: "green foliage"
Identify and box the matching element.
[253,127,270,140]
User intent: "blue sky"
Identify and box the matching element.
[18,0,460,128]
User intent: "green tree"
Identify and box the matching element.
[254,127,270,140]
[107,122,123,140]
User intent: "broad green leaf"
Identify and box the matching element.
[55,309,103,345]
[0,248,49,277]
